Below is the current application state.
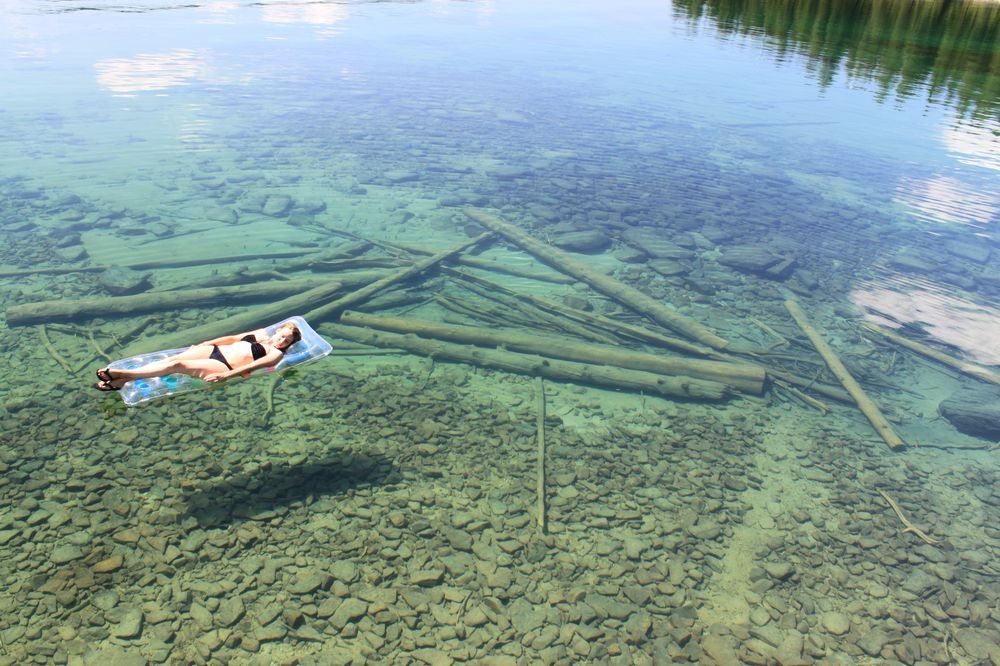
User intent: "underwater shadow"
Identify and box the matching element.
[180,451,399,528]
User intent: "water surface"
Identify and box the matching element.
[1,1,998,663]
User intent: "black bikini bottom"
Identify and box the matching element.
[209,345,233,370]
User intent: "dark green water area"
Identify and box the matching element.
[1,0,998,663]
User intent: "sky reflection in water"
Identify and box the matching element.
[1,0,998,363]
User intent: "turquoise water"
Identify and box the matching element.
[1,1,998,664]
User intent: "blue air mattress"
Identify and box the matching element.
[107,316,331,406]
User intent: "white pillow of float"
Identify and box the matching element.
[107,316,332,407]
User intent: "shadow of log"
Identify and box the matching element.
[180,451,399,527]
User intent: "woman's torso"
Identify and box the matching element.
[217,330,271,368]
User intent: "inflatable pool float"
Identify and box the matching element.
[106,316,331,406]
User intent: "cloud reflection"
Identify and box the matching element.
[260,3,349,27]
[94,49,209,95]
[853,281,1000,366]
[894,116,1000,230]
[940,119,1000,172]
[895,175,999,229]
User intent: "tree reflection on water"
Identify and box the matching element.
[673,0,1000,120]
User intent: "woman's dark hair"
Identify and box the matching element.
[277,324,302,351]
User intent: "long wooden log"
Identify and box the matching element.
[310,257,407,272]
[445,267,715,357]
[303,233,492,324]
[445,265,844,400]
[0,250,320,279]
[340,311,765,394]
[453,278,620,345]
[7,279,334,327]
[388,241,575,284]
[7,270,394,328]
[863,323,1000,386]
[464,209,729,350]
[435,295,519,329]
[784,300,905,450]
[321,322,730,401]
[120,281,345,357]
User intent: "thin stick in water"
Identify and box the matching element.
[878,490,939,545]
[536,376,547,535]
[38,325,74,375]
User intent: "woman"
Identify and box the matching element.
[94,322,302,391]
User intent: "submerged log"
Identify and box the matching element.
[762,367,853,404]
[340,311,765,394]
[310,257,407,272]
[389,241,576,284]
[464,209,729,350]
[303,233,492,324]
[784,299,905,450]
[322,322,730,401]
[445,267,717,357]
[452,276,619,345]
[0,250,320,279]
[6,278,335,327]
[8,270,392,328]
[120,281,345,357]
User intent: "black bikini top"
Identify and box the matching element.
[241,334,272,361]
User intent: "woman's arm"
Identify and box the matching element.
[201,329,266,346]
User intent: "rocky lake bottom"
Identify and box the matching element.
[0,154,998,665]
[1,342,998,665]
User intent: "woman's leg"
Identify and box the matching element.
[102,346,226,385]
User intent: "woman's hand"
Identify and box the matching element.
[205,372,230,383]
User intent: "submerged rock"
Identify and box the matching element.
[718,244,796,280]
[647,258,689,276]
[939,386,1000,440]
[98,267,152,296]
[621,227,695,260]
[262,194,293,217]
[820,611,851,635]
[487,165,531,180]
[551,230,611,253]
[204,206,239,224]
[384,169,420,184]
[51,544,85,564]
[54,245,88,262]
[112,607,143,639]
[613,247,647,263]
